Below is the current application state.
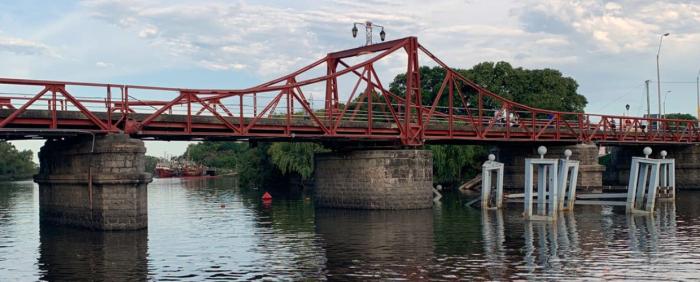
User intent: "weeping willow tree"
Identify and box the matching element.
[429,145,487,185]
[267,143,329,180]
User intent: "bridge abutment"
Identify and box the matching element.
[35,134,152,230]
[314,150,433,209]
[496,143,604,190]
[605,145,700,189]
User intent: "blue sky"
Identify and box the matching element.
[2,0,700,157]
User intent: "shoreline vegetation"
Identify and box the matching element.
[0,141,37,181]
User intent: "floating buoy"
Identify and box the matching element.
[220,204,225,208]
[262,192,272,202]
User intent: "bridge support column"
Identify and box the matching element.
[496,143,604,190]
[314,150,433,209]
[35,134,152,230]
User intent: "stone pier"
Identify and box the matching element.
[35,134,152,230]
[314,150,433,209]
[605,145,700,190]
[495,143,605,190]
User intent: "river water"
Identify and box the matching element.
[1,177,700,280]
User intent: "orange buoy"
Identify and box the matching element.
[262,192,272,202]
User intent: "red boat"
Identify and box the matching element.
[155,164,176,178]
[181,163,204,177]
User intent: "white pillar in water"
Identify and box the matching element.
[626,147,674,214]
[658,150,676,201]
[481,154,505,209]
[524,146,559,221]
[557,149,580,211]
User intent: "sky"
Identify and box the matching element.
[2,0,700,158]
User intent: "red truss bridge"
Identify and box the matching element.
[0,37,697,146]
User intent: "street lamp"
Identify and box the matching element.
[625,104,630,116]
[352,21,386,46]
[656,32,670,124]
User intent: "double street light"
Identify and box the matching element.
[352,21,386,46]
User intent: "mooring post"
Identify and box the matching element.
[557,149,580,211]
[626,147,664,214]
[481,154,505,209]
[524,146,559,221]
[658,150,676,201]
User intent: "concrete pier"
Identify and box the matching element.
[35,134,152,230]
[496,143,604,190]
[314,150,433,209]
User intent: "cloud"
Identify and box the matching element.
[95,61,114,68]
[514,0,700,54]
[0,35,54,56]
[79,0,421,76]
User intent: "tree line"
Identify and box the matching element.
[0,141,37,180]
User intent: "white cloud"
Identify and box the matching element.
[515,0,700,54]
[95,61,114,67]
[138,25,159,38]
[0,35,55,56]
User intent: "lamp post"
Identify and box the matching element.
[696,69,700,120]
[352,21,386,46]
[663,90,671,118]
[625,104,630,116]
[656,32,670,126]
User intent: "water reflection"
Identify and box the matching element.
[315,209,435,280]
[3,179,700,280]
[481,210,506,280]
[38,224,147,281]
[520,213,580,278]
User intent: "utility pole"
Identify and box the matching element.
[696,70,699,120]
[645,79,651,117]
[656,33,669,125]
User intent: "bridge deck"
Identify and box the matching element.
[0,109,691,145]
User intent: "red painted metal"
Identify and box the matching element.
[0,36,698,145]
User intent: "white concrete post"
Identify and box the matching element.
[626,147,669,214]
[481,154,505,209]
[658,150,676,200]
[557,149,580,211]
[524,146,559,221]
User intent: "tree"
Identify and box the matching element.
[0,141,37,180]
[388,62,588,186]
[267,142,329,180]
[144,156,159,173]
[389,62,587,112]
[664,113,697,120]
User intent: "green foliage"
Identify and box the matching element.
[664,113,697,120]
[0,141,36,180]
[389,62,587,112]
[144,155,159,173]
[429,145,487,185]
[185,142,271,187]
[598,153,611,166]
[267,143,329,180]
[184,141,325,187]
